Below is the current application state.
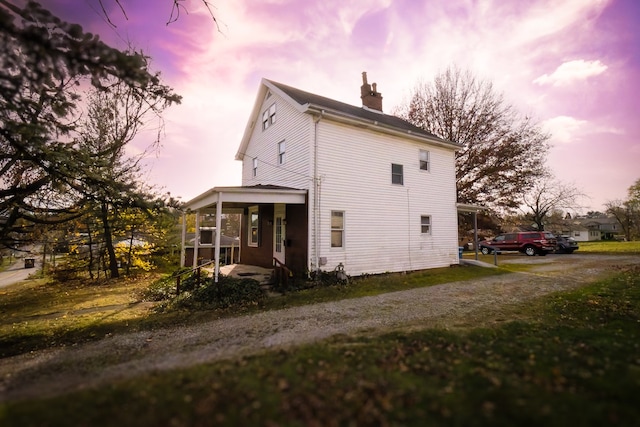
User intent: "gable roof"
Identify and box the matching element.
[236,78,460,160]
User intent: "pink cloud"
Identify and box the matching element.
[43,0,640,211]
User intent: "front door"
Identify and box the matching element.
[273,204,286,265]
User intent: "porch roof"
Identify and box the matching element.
[184,185,307,212]
[456,203,485,213]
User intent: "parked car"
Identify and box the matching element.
[555,235,579,254]
[479,232,557,256]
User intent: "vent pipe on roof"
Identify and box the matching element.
[360,71,383,112]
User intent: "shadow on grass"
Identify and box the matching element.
[2,265,639,426]
[1,265,507,358]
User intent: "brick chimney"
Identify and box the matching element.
[360,71,383,112]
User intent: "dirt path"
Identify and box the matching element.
[1,254,638,402]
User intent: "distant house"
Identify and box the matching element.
[182,74,462,280]
[560,217,623,241]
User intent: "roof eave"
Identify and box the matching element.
[304,104,461,150]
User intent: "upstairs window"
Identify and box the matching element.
[278,140,286,165]
[391,163,403,185]
[262,103,276,130]
[421,215,431,234]
[419,150,430,171]
[252,158,258,177]
[331,211,344,248]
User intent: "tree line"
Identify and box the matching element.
[0,1,181,278]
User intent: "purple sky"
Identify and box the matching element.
[48,0,640,212]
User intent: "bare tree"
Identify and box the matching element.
[520,177,584,230]
[606,177,640,241]
[95,0,219,27]
[395,66,550,209]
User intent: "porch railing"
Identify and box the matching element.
[174,259,216,295]
[273,257,293,290]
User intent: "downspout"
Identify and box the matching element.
[406,187,412,271]
[214,194,223,283]
[180,211,187,267]
[194,210,200,267]
[312,111,324,274]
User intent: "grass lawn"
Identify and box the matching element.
[578,240,640,253]
[1,264,639,426]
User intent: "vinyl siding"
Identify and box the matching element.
[241,92,312,190]
[315,120,459,275]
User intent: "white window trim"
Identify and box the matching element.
[420,215,432,235]
[277,140,286,165]
[248,206,259,247]
[391,163,403,185]
[331,210,345,249]
[252,158,258,177]
[419,149,430,172]
[262,103,276,130]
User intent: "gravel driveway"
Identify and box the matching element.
[1,253,638,402]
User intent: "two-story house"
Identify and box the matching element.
[182,74,462,281]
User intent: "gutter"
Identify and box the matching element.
[303,104,461,151]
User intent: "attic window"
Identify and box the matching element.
[262,103,276,130]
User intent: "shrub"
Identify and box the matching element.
[144,270,266,311]
[191,276,266,309]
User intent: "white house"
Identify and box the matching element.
[182,73,462,280]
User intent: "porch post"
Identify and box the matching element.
[473,211,479,260]
[180,211,187,267]
[194,210,200,267]
[214,194,223,283]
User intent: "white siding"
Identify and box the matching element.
[241,92,313,190]
[314,120,459,275]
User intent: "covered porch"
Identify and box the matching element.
[457,203,485,260]
[181,185,308,282]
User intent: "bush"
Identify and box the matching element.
[190,276,266,309]
[144,270,266,311]
[140,268,190,302]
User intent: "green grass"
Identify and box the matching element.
[578,240,640,253]
[0,255,11,272]
[264,265,508,310]
[2,265,639,426]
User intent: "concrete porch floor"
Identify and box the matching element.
[218,264,274,285]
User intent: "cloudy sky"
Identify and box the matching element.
[48,0,639,212]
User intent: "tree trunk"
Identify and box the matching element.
[126,227,134,275]
[100,201,119,279]
[86,222,95,280]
